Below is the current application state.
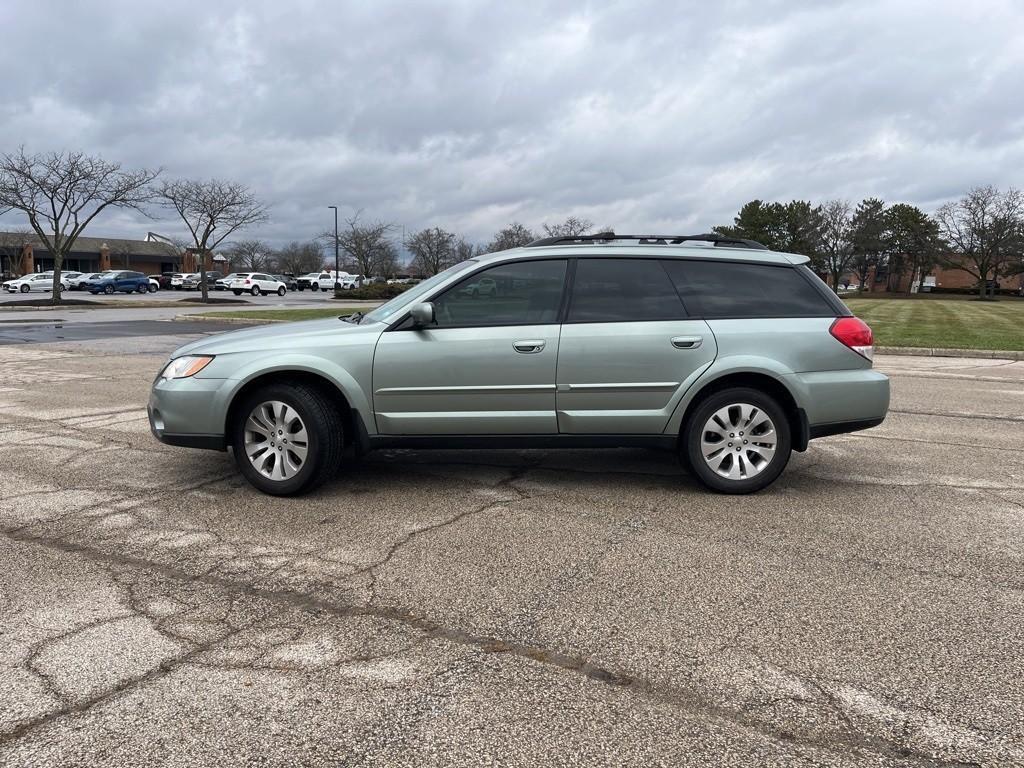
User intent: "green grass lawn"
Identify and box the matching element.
[845,298,1024,351]
[198,308,364,322]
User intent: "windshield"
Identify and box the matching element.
[362,260,477,325]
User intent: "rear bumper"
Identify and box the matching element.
[809,416,885,439]
[787,368,890,427]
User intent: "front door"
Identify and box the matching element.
[372,259,568,434]
[555,258,717,434]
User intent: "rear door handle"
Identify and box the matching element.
[513,340,546,354]
[671,335,703,349]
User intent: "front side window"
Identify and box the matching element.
[431,260,567,327]
[567,258,686,323]
[363,260,477,325]
[663,260,837,318]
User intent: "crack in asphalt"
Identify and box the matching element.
[0,521,1012,767]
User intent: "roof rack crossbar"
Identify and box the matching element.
[525,233,768,250]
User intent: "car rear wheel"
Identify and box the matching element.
[683,387,792,494]
[231,383,344,496]
[277,286,286,296]
[251,285,261,296]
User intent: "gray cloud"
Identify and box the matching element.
[1,0,1022,247]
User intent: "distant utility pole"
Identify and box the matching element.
[328,205,340,290]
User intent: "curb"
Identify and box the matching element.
[0,301,242,311]
[175,315,282,326]
[876,346,1024,360]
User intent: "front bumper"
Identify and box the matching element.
[148,376,229,452]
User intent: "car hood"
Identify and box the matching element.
[170,317,381,358]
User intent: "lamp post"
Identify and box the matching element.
[328,205,340,291]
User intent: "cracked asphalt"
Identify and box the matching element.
[1,330,1023,767]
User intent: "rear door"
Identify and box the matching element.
[555,258,717,434]
[372,259,568,434]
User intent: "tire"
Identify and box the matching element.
[250,285,261,296]
[683,387,792,494]
[233,290,242,296]
[277,286,286,296]
[230,383,344,496]
[136,284,146,294]
[20,284,30,293]
[148,284,158,293]
[104,285,115,295]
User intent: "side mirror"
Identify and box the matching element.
[409,302,435,328]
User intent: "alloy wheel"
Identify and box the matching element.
[243,400,309,481]
[700,403,777,480]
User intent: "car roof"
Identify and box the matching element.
[474,242,810,267]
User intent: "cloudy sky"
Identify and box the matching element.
[1,0,1022,249]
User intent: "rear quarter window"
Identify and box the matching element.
[662,260,839,318]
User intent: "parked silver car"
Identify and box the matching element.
[149,234,889,496]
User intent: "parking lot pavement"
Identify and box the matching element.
[0,286,348,306]
[1,338,1022,766]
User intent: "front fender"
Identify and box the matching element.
[208,353,375,437]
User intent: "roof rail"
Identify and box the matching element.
[525,232,768,250]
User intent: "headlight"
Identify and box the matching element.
[160,355,214,379]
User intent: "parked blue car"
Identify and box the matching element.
[88,271,150,295]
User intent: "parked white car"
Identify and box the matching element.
[72,272,111,290]
[229,273,287,296]
[215,273,243,291]
[3,273,57,293]
[147,277,160,292]
[338,273,364,290]
[297,272,333,291]
[170,273,196,290]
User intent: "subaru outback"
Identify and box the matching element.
[148,233,889,495]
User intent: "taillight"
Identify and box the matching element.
[830,316,874,361]
[244,279,251,284]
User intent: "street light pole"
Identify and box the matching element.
[328,205,340,291]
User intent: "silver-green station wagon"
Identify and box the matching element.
[149,233,889,495]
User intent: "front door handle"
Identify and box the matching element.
[671,335,703,349]
[513,340,546,354]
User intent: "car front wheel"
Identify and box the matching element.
[231,383,344,496]
[277,286,286,296]
[20,285,30,293]
[251,285,261,296]
[683,387,792,494]
[148,284,158,292]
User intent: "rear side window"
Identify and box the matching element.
[568,259,685,323]
[662,260,836,318]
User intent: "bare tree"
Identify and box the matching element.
[0,227,35,278]
[275,240,324,276]
[481,222,536,253]
[541,216,593,238]
[936,185,1024,300]
[453,236,475,264]
[0,149,159,303]
[320,211,394,282]
[157,179,269,301]
[374,241,400,280]
[406,227,456,277]
[228,239,273,272]
[818,200,855,292]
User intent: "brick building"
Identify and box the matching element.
[862,261,1024,294]
[0,232,220,279]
